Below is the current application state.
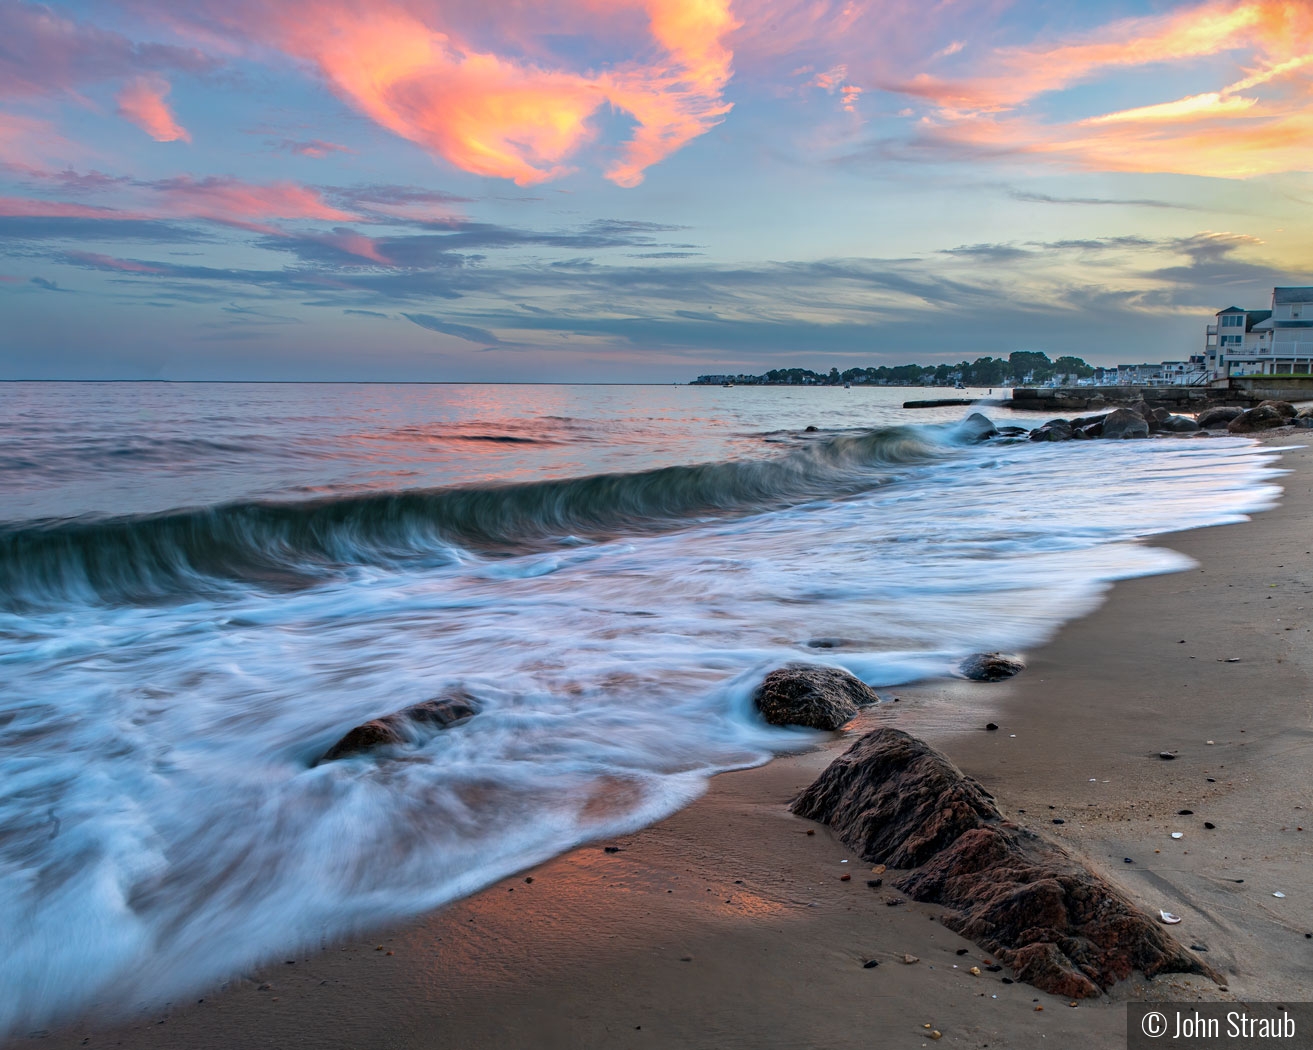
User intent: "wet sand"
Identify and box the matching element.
[14,439,1313,1050]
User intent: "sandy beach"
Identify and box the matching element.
[13,436,1312,1050]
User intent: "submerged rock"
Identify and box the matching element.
[754,664,879,730]
[1101,408,1150,440]
[791,728,1218,997]
[959,652,1025,682]
[318,692,479,764]
[1228,404,1287,433]
[1196,406,1243,429]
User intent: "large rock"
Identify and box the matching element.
[754,664,878,730]
[791,729,1218,997]
[1163,414,1200,433]
[318,693,479,763]
[1196,406,1243,429]
[957,412,999,442]
[959,652,1025,682]
[1258,399,1296,419]
[1228,404,1287,433]
[1028,420,1073,442]
[1101,408,1150,440]
[1296,405,1313,420]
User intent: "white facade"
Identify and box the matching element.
[1206,288,1313,376]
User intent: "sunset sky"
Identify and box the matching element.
[2,0,1311,381]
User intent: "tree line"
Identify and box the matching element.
[695,351,1095,386]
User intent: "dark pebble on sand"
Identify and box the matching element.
[986,965,1002,972]
[886,899,903,906]
[986,723,998,731]
[806,829,815,836]
[1179,809,1193,815]
[840,874,851,881]
[1124,858,1134,864]
[1204,822,1216,829]
[1159,752,1176,760]
[863,960,880,969]
[1001,978,1014,984]
[867,879,882,888]
[1052,819,1065,825]
[525,877,534,883]
[1190,944,1209,952]
[604,846,621,853]
[956,949,969,956]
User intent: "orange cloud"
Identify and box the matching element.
[890,0,1313,178]
[162,0,737,186]
[117,75,191,142]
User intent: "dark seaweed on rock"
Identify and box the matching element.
[792,727,1219,997]
[0,423,965,608]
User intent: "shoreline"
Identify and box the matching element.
[12,438,1313,1050]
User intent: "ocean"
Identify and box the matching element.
[0,382,1284,1034]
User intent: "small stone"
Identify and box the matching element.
[985,723,998,731]
[969,966,981,976]
[1178,809,1193,815]
[840,874,851,881]
[930,1031,942,1040]
[258,983,272,991]
[1001,978,1014,984]
[863,959,879,968]
[867,879,883,888]
[679,955,693,962]
[1034,1005,1044,1012]
[985,965,1002,972]
[955,948,969,956]
[1204,822,1216,829]
[806,829,815,836]
[903,954,920,965]
[525,876,534,883]
[1052,818,1065,825]
[1124,858,1134,864]
[604,846,621,854]
[1159,752,1176,760]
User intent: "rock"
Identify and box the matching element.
[318,692,479,763]
[1068,414,1108,430]
[1196,406,1243,428]
[985,722,999,731]
[1101,408,1150,440]
[995,426,1030,438]
[1228,404,1286,433]
[958,412,999,442]
[959,653,1025,682]
[791,728,1219,998]
[753,664,879,730]
[1028,420,1073,442]
[804,425,819,432]
[1258,399,1296,419]
[1296,406,1313,420]
[1164,415,1200,433]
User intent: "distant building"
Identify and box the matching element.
[1204,287,1313,376]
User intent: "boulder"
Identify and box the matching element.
[1128,401,1155,423]
[791,729,1219,997]
[959,652,1025,682]
[1028,420,1073,442]
[1296,405,1313,420]
[754,664,879,730]
[1068,414,1108,430]
[1196,406,1243,429]
[1101,408,1150,440]
[957,412,999,442]
[1076,421,1104,439]
[1258,399,1296,419]
[1228,404,1286,433]
[1163,414,1200,433]
[995,426,1030,438]
[318,693,479,763]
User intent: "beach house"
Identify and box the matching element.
[1204,287,1313,376]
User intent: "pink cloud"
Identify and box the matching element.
[117,75,191,142]
[154,0,739,186]
[270,138,355,158]
[63,251,166,274]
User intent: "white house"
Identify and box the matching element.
[1205,287,1313,376]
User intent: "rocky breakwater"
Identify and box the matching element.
[792,728,1220,997]
[1013,398,1313,443]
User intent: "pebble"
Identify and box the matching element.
[867,879,883,888]
[604,846,622,854]
[1204,822,1216,829]
[1159,752,1176,760]
[956,948,969,956]
[1001,978,1014,984]
[1052,818,1065,825]
[1124,858,1134,864]
[1178,809,1193,815]
[985,965,1002,972]
[985,723,998,731]
[840,874,851,881]
[969,966,981,976]
[863,960,880,969]
[903,954,920,965]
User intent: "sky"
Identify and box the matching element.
[1,0,1311,381]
